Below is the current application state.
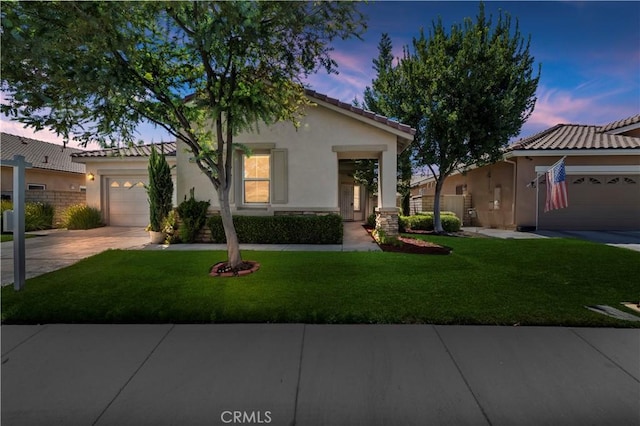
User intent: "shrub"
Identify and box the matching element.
[441,215,461,232]
[400,212,461,232]
[416,210,457,217]
[25,202,55,231]
[366,213,377,229]
[163,209,180,244]
[207,214,343,244]
[176,189,210,243]
[62,204,104,230]
[147,146,174,232]
[372,228,401,246]
[400,214,433,231]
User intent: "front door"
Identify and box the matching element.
[340,184,354,221]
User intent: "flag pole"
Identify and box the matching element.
[534,155,567,230]
[535,172,540,230]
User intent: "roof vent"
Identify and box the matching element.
[43,155,49,164]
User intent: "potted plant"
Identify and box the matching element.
[147,145,174,243]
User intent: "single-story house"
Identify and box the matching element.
[411,114,640,230]
[72,90,415,233]
[1,132,86,197]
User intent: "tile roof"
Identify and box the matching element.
[71,141,177,159]
[1,132,86,174]
[508,123,640,151]
[304,89,416,136]
[599,114,640,133]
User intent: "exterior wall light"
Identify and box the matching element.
[87,172,95,181]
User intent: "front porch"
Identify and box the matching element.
[334,145,399,237]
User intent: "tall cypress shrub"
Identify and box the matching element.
[147,145,173,232]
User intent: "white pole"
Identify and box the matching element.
[0,155,32,290]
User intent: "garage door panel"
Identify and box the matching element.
[539,175,640,230]
[108,176,149,227]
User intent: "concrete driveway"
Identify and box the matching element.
[1,227,149,286]
[463,227,640,252]
[534,230,640,252]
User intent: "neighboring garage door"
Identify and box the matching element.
[539,175,640,230]
[107,176,148,226]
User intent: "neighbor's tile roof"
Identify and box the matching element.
[599,114,640,133]
[305,89,416,136]
[508,122,640,151]
[1,132,85,174]
[71,141,177,159]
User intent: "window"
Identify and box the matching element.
[353,185,361,211]
[624,177,637,184]
[607,177,620,185]
[572,177,585,185]
[27,184,46,190]
[243,154,270,203]
[589,177,601,184]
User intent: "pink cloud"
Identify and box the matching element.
[0,118,79,147]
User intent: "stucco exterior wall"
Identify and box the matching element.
[413,154,640,229]
[1,166,85,193]
[411,162,516,228]
[177,102,399,214]
[81,158,150,209]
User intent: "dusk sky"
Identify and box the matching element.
[1,1,639,148]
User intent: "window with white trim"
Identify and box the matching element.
[243,154,270,203]
[27,183,46,190]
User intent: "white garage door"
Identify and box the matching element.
[539,175,640,230]
[107,176,149,227]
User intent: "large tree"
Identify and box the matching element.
[1,1,365,268]
[400,3,539,232]
[359,33,414,216]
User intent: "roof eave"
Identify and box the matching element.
[306,93,416,141]
[508,148,640,157]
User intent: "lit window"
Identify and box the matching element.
[243,154,270,203]
[110,181,120,187]
[353,186,361,211]
[123,181,132,188]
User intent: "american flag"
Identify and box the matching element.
[544,159,568,212]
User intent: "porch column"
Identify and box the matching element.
[375,149,399,237]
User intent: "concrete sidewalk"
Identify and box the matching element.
[2,324,638,426]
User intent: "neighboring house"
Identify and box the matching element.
[72,90,415,233]
[411,114,640,230]
[1,132,86,197]
[72,142,177,227]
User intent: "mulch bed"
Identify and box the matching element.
[364,226,452,255]
[210,261,261,277]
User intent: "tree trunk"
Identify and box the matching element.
[433,178,445,233]
[218,186,242,268]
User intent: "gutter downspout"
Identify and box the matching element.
[503,159,517,227]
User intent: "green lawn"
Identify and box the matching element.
[2,236,639,326]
